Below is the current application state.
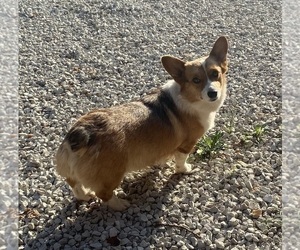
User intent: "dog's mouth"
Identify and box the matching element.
[209,97,218,102]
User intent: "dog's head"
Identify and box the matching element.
[161,36,228,104]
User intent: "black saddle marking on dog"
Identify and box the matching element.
[142,90,179,125]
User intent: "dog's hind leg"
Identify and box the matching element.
[104,193,130,211]
[94,172,130,211]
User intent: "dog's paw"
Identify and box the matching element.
[74,192,95,201]
[175,163,192,173]
[106,196,130,211]
[73,188,96,201]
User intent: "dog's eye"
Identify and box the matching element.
[192,77,201,84]
[211,70,219,78]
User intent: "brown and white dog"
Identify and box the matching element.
[56,36,229,211]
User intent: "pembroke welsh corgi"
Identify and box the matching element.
[56,36,229,211]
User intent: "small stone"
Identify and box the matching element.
[206,230,213,241]
[197,240,206,249]
[260,187,271,194]
[54,218,62,224]
[74,234,81,242]
[231,238,238,245]
[177,240,184,246]
[189,236,198,246]
[28,223,35,230]
[90,242,102,248]
[228,217,239,226]
[220,221,227,228]
[251,209,262,219]
[245,232,254,241]
[92,231,101,236]
[248,243,259,250]
[255,221,268,232]
[210,206,219,213]
[240,201,249,210]
[227,212,236,220]
[213,228,221,234]
[75,223,82,231]
[215,238,225,249]
[59,238,68,245]
[36,80,46,87]
[249,200,260,209]
[53,243,61,250]
[109,227,118,237]
[263,194,273,203]
[245,179,253,190]
[54,233,62,241]
[68,239,76,246]
[130,230,140,236]
[82,230,90,238]
[140,240,148,248]
[83,224,92,231]
[205,239,212,246]
[121,238,130,245]
[254,167,262,176]
[140,214,148,222]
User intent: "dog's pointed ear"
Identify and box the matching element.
[161,56,186,83]
[209,36,228,63]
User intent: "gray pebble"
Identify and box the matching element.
[215,238,225,249]
[109,227,118,237]
[89,242,102,248]
[140,214,148,222]
[53,243,61,250]
[245,232,254,241]
[228,218,239,226]
[263,194,273,203]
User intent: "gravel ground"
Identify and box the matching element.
[0,0,18,249]
[19,0,282,249]
[282,1,300,250]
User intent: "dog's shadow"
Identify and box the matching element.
[24,163,193,249]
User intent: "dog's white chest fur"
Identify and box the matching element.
[198,111,216,132]
[163,80,224,133]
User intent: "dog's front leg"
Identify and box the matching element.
[174,151,192,173]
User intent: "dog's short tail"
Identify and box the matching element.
[65,126,91,151]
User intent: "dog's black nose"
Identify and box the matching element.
[207,90,218,100]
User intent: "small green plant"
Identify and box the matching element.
[239,134,252,146]
[195,131,224,159]
[224,116,235,134]
[238,124,267,146]
[252,124,266,141]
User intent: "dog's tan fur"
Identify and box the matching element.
[56,36,229,210]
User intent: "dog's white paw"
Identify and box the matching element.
[106,195,130,211]
[175,163,192,173]
[74,192,92,201]
[73,186,95,201]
